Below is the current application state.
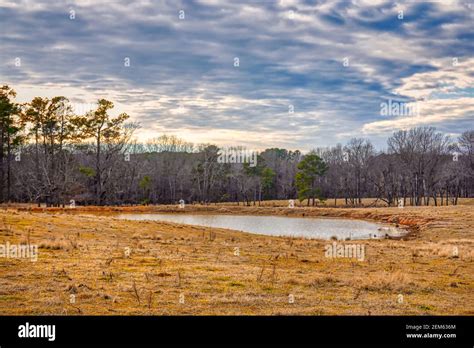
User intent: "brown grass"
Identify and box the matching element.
[0,202,472,315]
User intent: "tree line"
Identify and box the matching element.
[1,85,473,207]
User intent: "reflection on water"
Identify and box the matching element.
[115,213,402,240]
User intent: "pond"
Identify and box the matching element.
[114,213,404,240]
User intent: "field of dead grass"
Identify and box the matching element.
[0,203,472,315]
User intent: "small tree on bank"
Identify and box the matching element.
[296,152,328,206]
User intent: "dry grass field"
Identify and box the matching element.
[0,201,473,315]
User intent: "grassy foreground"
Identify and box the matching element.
[0,202,473,315]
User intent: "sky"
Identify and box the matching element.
[0,0,473,151]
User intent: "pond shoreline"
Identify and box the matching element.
[111,213,407,240]
[22,204,425,240]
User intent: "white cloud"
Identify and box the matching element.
[1,0,472,149]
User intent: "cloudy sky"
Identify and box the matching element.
[1,0,473,150]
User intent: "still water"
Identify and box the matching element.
[115,213,401,240]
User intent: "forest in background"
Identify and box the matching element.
[1,85,473,207]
